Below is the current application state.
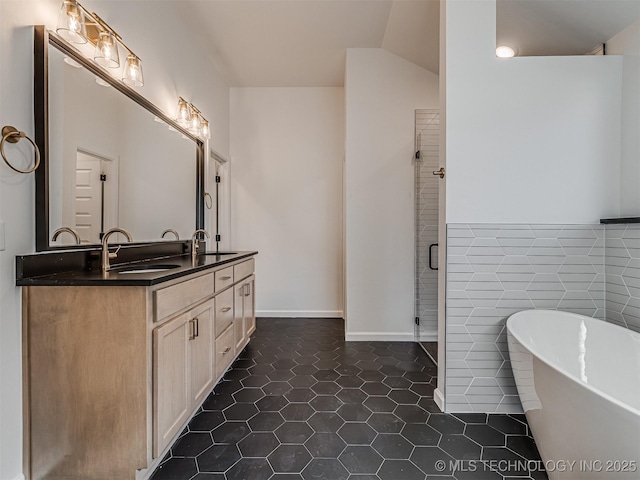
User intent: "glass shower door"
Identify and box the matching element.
[415,109,439,364]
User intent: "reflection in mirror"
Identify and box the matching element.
[47,44,197,246]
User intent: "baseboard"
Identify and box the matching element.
[345,332,415,342]
[434,388,445,412]
[257,310,343,318]
[417,332,438,342]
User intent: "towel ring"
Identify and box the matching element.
[1,126,40,174]
[204,192,213,210]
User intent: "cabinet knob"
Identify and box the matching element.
[221,307,231,313]
[222,346,231,354]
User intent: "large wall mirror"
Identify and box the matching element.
[34,26,204,251]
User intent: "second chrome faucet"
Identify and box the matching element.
[191,229,210,263]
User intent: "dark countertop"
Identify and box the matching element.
[16,251,257,287]
[600,217,640,225]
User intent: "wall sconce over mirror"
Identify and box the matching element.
[176,97,211,140]
[56,0,144,86]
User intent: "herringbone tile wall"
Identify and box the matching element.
[445,224,605,413]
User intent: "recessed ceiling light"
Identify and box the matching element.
[496,45,516,58]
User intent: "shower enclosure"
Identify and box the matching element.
[415,109,440,363]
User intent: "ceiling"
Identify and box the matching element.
[181,0,639,88]
[497,0,640,57]
[182,0,440,87]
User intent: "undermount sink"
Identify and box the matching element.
[114,264,181,274]
[203,252,238,256]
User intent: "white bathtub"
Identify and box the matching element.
[507,310,640,480]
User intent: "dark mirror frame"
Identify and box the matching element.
[33,25,205,251]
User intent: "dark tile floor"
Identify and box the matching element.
[151,319,547,480]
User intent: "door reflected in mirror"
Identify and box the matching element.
[73,150,118,244]
[48,44,198,246]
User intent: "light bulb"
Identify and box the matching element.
[496,45,516,58]
[189,111,202,134]
[56,0,87,44]
[177,99,190,126]
[94,31,120,68]
[122,54,144,87]
[201,119,210,139]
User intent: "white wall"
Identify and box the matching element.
[0,2,229,478]
[607,20,640,216]
[344,49,439,341]
[445,0,623,225]
[230,88,344,318]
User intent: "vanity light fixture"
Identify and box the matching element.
[496,45,516,58]
[189,105,202,134]
[94,30,119,68]
[56,0,88,44]
[201,119,210,140]
[122,54,144,87]
[175,98,210,140]
[176,97,191,127]
[55,0,144,86]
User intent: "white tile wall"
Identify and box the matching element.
[445,224,605,413]
[415,110,439,341]
[605,224,640,332]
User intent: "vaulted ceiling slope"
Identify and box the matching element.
[183,0,440,87]
[181,0,639,88]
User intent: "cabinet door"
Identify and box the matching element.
[244,276,256,337]
[234,283,246,351]
[153,312,190,457]
[190,299,215,408]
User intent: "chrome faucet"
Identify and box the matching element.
[101,228,133,272]
[161,229,180,240]
[191,229,210,263]
[51,227,81,245]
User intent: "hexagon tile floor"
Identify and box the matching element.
[151,318,547,480]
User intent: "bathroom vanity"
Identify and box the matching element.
[17,26,253,479]
[18,251,257,480]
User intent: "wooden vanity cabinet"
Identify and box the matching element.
[234,271,256,353]
[153,299,215,457]
[22,256,256,480]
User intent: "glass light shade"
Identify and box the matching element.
[200,119,210,139]
[94,31,120,68]
[177,99,190,126]
[189,111,202,134]
[122,54,144,87]
[56,0,88,44]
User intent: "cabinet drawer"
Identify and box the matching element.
[214,288,234,337]
[214,267,234,293]
[154,273,214,321]
[215,326,235,379]
[234,259,255,282]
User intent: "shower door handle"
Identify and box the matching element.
[429,243,438,271]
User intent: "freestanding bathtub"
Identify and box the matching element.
[507,310,640,480]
